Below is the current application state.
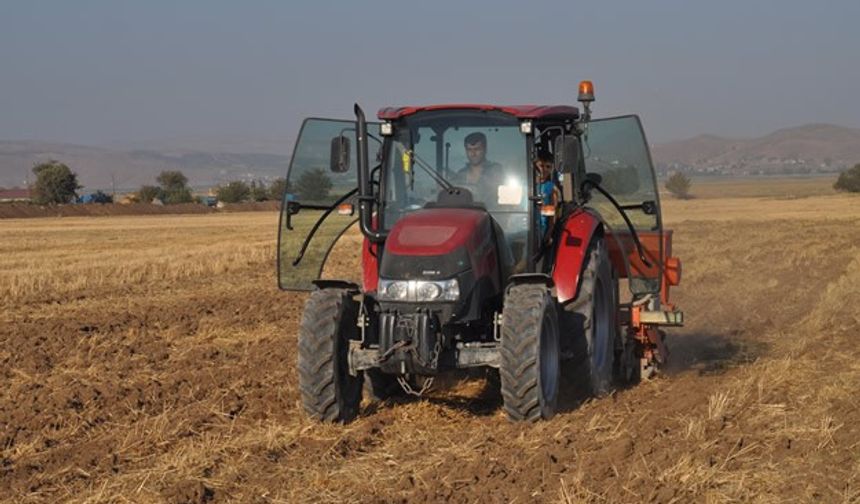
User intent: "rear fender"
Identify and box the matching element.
[551,209,603,304]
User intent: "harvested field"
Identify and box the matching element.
[0,201,280,220]
[2,193,860,502]
[682,175,839,200]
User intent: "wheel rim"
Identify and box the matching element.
[539,306,559,404]
[592,278,609,374]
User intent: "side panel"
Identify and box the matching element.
[362,213,382,292]
[606,229,681,306]
[362,238,378,292]
[552,209,602,303]
[606,230,663,280]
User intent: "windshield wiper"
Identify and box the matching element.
[409,151,455,191]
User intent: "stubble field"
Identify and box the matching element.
[1,187,859,503]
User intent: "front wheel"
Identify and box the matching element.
[499,284,560,421]
[297,288,363,422]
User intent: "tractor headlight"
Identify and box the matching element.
[417,282,442,301]
[383,280,409,300]
[377,278,460,302]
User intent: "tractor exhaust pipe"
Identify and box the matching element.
[354,103,386,242]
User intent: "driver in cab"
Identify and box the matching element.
[457,132,501,184]
[453,132,527,273]
[453,133,505,202]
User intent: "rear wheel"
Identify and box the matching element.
[573,238,618,396]
[297,288,363,422]
[499,284,560,421]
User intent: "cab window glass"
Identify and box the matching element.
[584,116,659,232]
[382,111,529,245]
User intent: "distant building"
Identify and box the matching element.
[0,188,32,202]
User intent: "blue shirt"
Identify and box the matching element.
[539,180,554,235]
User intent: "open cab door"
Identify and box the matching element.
[278,118,380,290]
[582,115,683,379]
[582,115,679,308]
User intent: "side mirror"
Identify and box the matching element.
[553,135,581,174]
[330,135,351,173]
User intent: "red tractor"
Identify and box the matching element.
[279,82,683,422]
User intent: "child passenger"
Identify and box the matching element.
[535,151,559,240]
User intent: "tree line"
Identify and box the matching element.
[664,164,860,199]
[25,159,860,206]
[213,168,332,203]
[26,160,337,205]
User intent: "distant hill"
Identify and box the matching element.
[3,123,859,189]
[108,135,293,156]
[652,123,860,176]
[0,140,290,191]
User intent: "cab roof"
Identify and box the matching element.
[377,104,579,121]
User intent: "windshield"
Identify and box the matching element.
[381,110,530,245]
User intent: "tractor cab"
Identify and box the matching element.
[279,82,683,422]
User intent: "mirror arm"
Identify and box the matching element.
[582,180,653,268]
[619,201,657,215]
[285,200,329,231]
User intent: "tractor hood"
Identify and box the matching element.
[387,208,486,257]
[381,208,497,280]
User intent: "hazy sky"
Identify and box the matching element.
[1,0,858,147]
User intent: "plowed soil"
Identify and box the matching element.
[2,194,859,503]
